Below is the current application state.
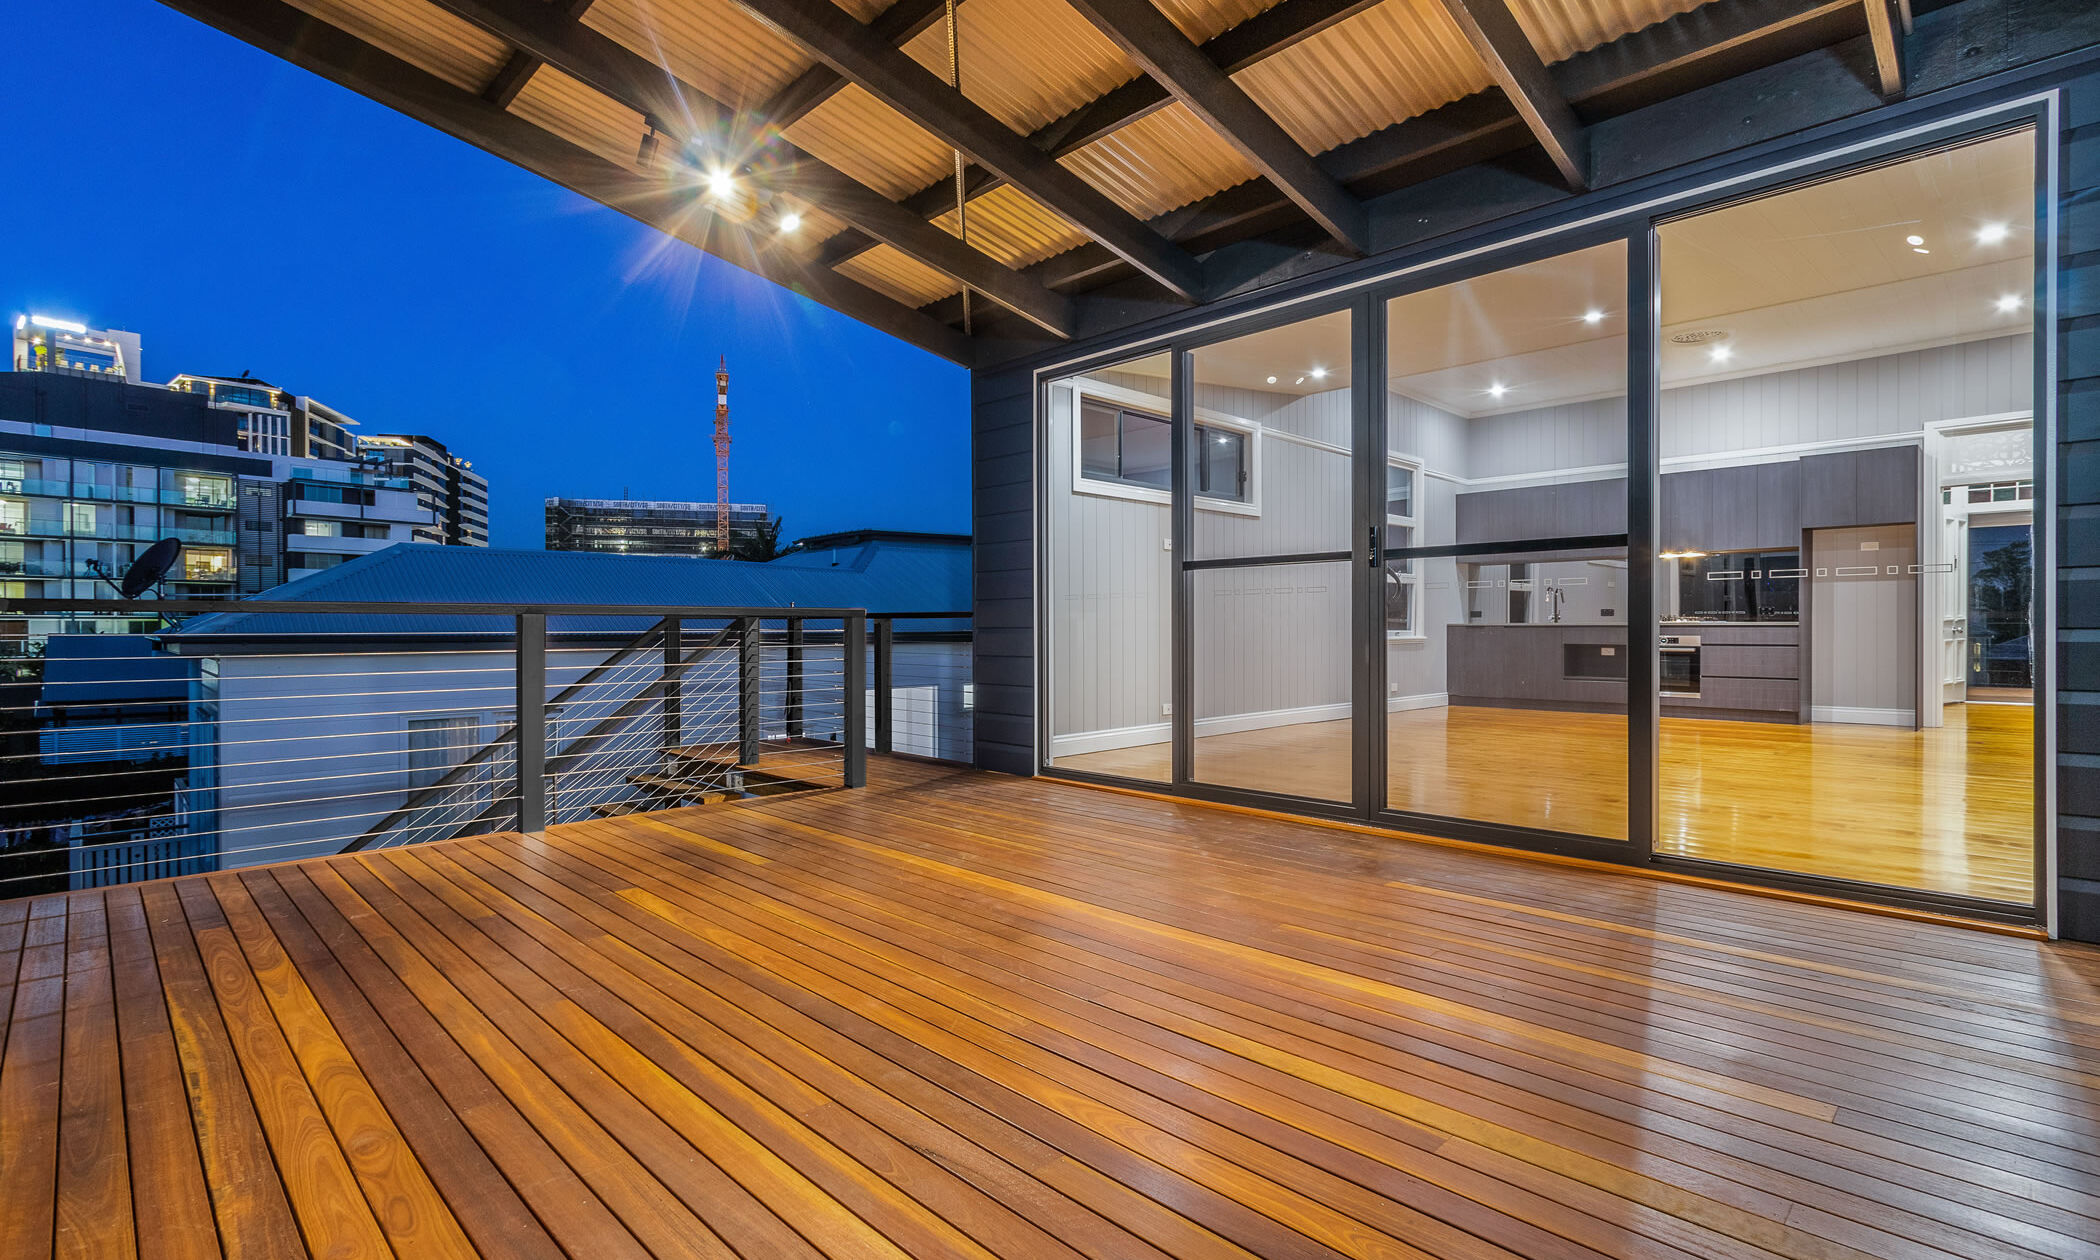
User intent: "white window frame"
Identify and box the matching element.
[1385,456,1424,640]
[1066,378,1260,517]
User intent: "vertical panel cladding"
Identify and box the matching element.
[973,365,1037,775]
[2060,79,2100,941]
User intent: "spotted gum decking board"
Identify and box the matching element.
[3,757,2098,1259]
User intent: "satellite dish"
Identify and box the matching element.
[120,537,183,598]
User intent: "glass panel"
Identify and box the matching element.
[1656,129,2036,904]
[1381,242,1630,838]
[1191,559,1354,802]
[1188,308,1352,559]
[1387,241,1628,550]
[1044,353,1173,782]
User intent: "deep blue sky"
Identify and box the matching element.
[2,0,969,549]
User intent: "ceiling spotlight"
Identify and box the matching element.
[1977,222,2010,245]
[706,168,736,197]
[779,211,802,232]
[1905,234,1925,246]
[1294,376,1305,385]
[1265,375,1277,384]
[1582,310,1604,325]
[1996,294,2024,313]
[1487,382,1508,399]
[1309,367,1328,380]
[1708,344,1734,364]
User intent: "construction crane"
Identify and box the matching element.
[713,355,731,556]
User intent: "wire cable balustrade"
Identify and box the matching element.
[0,598,883,898]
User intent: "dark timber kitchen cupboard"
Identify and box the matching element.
[974,15,2100,936]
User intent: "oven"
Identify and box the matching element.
[1660,635,1701,698]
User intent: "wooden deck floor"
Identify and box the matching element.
[4,757,2099,1260]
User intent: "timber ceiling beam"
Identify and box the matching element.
[423,0,1074,336]
[1433,0,1588,189]
[1060,0,1370,253]
[725,0,1207,300]
[153,0,975,363]
[1863,0,1906,96]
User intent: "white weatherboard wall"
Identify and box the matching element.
[1045,335,2030,760]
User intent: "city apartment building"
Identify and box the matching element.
[363,433,489,547]
[544,496,771,557]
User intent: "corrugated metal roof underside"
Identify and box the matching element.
[509,66,652,172]
[931,185,1089,270]
[584,0,814,113]
[900,0,1141,136]
[1153,0,1291,43]
[1235,0,1488,154]
[285,0,510,92]
[1063,100,1261,219]
[1512,0,1717,64]
[835,246,964,308]
[787,86,958,201]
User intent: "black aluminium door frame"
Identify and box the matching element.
[1034,91,2055,925]
[1361,224,1649,864]
[1166,295,1374,817]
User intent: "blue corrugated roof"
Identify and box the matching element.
[169,533,970,641]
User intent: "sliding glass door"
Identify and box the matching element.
[1183,308,1359,805]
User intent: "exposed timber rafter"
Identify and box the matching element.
[1863,0,1906,97]
[1060,0,1370,253]
[1432,0,1588,190]
[424,0,1074,337]
[759,0,959,131]
[725,0,1207,301]
[151,0,976,364]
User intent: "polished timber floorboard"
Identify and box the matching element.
[4,758,2097,1259]
[1058,704,2035,904]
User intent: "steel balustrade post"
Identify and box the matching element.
[844,614,868,788]
[737,616,763,766]
[873,617,894,756]
[661,615,681,761]
[786,616,805,739]
[515,612,547,833]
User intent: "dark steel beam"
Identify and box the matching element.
[759,0,957,130]
[151,0,976,363]
[1060,0,1370,253]
[822,0,1384,270]
[425,0,1074,335]
[726,0,1206,299]
[1864,0,1907,96]
[480,0,597,107]
[1433,0,1587,189]
[925,0,1864,308]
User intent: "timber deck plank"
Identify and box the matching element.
[4,757,2099,1258]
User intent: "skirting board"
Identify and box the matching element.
[1811,705,1916,727]
[1050,694,1448,757]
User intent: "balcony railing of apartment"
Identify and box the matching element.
[0,598,991,900]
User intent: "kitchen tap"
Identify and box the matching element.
[1548,584,1565,623]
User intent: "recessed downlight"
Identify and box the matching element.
[706,169,736,196]
[1487,382,1509,399]
[1265,375,1277,384]
[1912,246,1931,255]
[1309,367,1328,380]
[778,211,802,232]
[1996,294,2024,313]
[1581,310,1604,325]
[1977,222,2010,245]
[1905,234,1925,246]
[1708,344,1734,364]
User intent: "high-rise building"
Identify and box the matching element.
[544,497,771,557]
[166,374,361,462]
[362,434,489,547]
[10,313,143,383]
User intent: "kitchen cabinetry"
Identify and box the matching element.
[1799,447,1919,529]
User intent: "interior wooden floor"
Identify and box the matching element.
[5,756,2097,1259]
[1058,703,2035,903]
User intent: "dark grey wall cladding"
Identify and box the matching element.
[2056,71,2100,940]
[971,366,1036,775]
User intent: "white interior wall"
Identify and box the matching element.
[1046,335,2029,755]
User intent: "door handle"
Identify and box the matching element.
[1368,525,1381,569]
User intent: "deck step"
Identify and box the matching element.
[627,772,736,803]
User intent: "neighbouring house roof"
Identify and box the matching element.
[37,634,195,711]
[164,533,971,644]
